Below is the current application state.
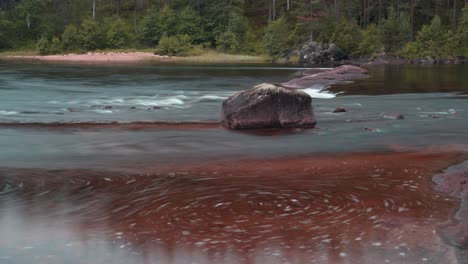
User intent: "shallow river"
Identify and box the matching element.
[0,61,467,264]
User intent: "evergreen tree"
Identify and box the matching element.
[330,17,362,54]
[263,16,290,61]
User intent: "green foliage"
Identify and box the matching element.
[36,36,50,55]
[61,24,80,52]
[48,37,62,54]
[177,7,203,44]
[158,34,191,56]
[358,24,382,55]
[78,18,104,51]
[2,0,468,59]
[0,11,12,50]
[456,8,468,56]
[216,31,240,53]
[380,8,411,53]
[16,0,51,38]
[139,6,177,46]
[402,16,448,59]
[330,17,362,54]
[263,16,290,60]
[104,17,132,49]
[317,14,337,43]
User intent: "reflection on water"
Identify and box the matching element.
[0,153,461,264]
[331,65,468,95]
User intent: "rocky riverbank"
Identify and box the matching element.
[298,41,468,66]
[434,161,468,263]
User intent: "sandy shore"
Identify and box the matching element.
[5,52,174,63]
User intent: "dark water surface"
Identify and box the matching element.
[0,62,467,263]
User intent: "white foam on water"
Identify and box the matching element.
[93,109,113,114]
[198,95,228,101]
[0,110,19,115]
[300,88,337,99]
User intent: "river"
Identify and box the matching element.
[0,61,467,263]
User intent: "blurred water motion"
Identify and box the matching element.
[0,152,461,264]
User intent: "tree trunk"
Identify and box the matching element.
[92,0,96,19]
[133,0,137,33]
[334,0,338,20]
[410,0,414,41]
[453,0,457,30]
[378,0,382,28]
[272,0,276,21]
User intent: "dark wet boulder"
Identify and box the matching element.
[333,107,347,113]
[282,65,369,89]
[222,83,316,129]
[299,41,348,65]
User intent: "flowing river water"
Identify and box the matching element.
[0,61,467,264]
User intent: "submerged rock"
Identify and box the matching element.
[222,83,316,129]
[299,41,348,65]
[282,65,369,89]
[383,113,405,120]
[333,107,347,113]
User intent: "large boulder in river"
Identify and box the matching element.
[299,41,348,65]
[222,83,316,129]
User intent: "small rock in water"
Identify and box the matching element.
[103,105,113,110]
[152,106,161,110]
[129,107,137,110]
[67,108,80,112]
[383,113,405,120]
[333,107,347,113]
[363,127,380,132]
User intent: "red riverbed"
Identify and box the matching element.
[0,151,463,264]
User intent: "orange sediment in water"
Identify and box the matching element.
[0,151,463,263]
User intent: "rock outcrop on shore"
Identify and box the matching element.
[281,65,369,89]
[222,83,316,129]
[433,161,468,262]
[298,41,348,65]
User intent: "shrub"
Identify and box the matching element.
[380,8,411,53]
[158,34,191,56]
[358,24,382,55]
[62,24,80,52]
[104,17,132,49]
[456,8,468,56]
[177,7,203,44]
[330,17,362,54]
[78,18,104,51]
[216,31,240,53]
[49,37,62,54]
[263,16,291,60]
[139,6,177,46]
[36,36,50,55]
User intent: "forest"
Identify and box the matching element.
[0,0,467,60]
